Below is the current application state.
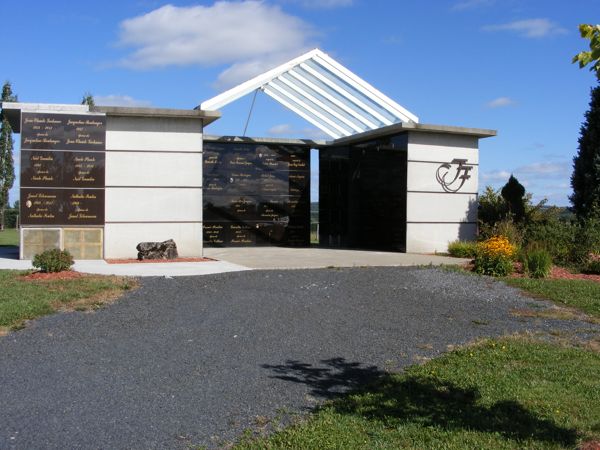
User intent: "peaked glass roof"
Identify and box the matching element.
[200,49,418,139]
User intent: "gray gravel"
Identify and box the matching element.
[0,267,597,449]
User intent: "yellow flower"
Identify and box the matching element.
[477,235,516,259]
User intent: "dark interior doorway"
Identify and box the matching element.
[319,137,407,252]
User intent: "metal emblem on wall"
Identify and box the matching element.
[436,158,473,193]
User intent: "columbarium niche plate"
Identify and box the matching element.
[21,151,105,188]
[21,113,106,151]
[21,228,61,259]
[63,228,103,260]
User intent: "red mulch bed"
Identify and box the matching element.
[21,271,84,281]
[105,257,215,264]
[550,266,600,282]
[464,261,600,282]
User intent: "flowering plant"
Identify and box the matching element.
[476,236,516,259]
[474,235,516,277]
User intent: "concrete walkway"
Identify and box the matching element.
[0,245,468,276]
[203,247,469,269]
[0,247,249,277]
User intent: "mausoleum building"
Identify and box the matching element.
[1,49,495,260]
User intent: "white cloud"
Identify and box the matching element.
[94,94,153,107]
[482,18,567,38]
[481,170,511,182]
[452,0,494,11]
[118,2,316,88]
[486,97,515,108]
[267,123,328,140]
[214,52,305,90]
[515,161,570,177]
[292,0,353,8]
[482,161,572,206]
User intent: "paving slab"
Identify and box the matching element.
[1,246,468,276]
[0,246,250,277]
[203,247,469,269]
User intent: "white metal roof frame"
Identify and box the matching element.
[200,48,418,139]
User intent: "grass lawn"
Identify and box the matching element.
[503,278,600,319]
[0,270,136,333]
[236,338,600,449]
[0,228,18,246]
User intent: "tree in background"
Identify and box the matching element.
[570,84,600,219]
[571,24,600,219]
[0,81,17,230]
[501,175,526,222]
[573,24,600,80]
[81,92,95,108]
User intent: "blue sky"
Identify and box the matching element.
[2,0,598,206]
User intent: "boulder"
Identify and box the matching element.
[136,239,178,260]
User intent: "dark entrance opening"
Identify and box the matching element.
[319,135,407,252]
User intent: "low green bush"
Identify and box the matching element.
[524,219,575,266]
[523,248,552,278]
[32,249,74,273]
[479,219,524,248]
[474,254,514,277]
[570,217,600,266]
[447,240,477,258]
[585,258,600,275]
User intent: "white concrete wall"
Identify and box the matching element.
[104,223,203,258]
[406,132,479,253]
[104,116,203,259]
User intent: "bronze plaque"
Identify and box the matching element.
[21,112,106,151]
[21,150,104,188]
[21,151,63,187]
[63,152,105,188]
[21,189,104,226]
[64,190,105,225]
[21,189,63,225]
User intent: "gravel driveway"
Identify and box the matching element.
[0,267,596,449]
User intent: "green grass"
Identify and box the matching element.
[235,338,600,449]
[504,278,600,318]
[0,270,136,332]
[0,228,18,246]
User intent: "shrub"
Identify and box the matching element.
[585,256,600,274]
[474,235,516,277]
[32,249,74,273]
[523,217,575,266]
[478,186,508,227]
[479,219,524,248]
[570,217,600,266]
[447,240,478,258]
[523,248,552,278]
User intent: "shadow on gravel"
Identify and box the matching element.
[262,358,577,447]
[261,357,383,399]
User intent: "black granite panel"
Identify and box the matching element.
[203,141,310,247]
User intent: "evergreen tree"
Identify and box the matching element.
[570,84,600,219]
[501,175,526,221]
[0,81,17,230]
[81,92,95,108]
